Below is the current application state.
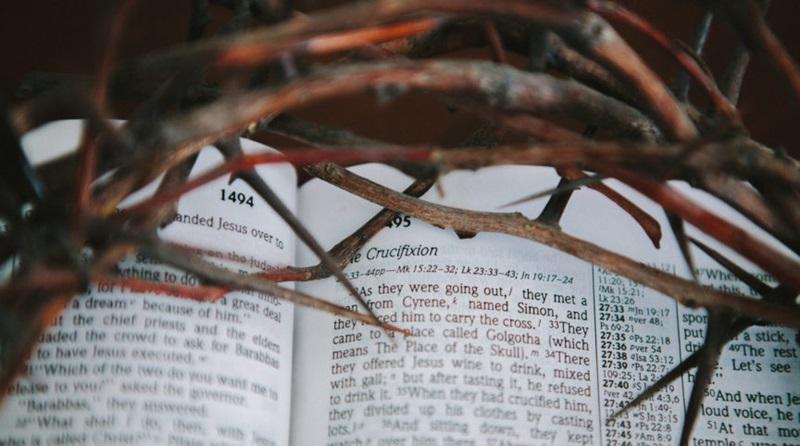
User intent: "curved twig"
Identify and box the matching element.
[95,59,658,214]
[307,163,800,328]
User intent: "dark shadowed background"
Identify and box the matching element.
[1,1,798,154]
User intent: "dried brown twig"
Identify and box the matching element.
[2,1,800,444]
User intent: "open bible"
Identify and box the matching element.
[1,120,798,445]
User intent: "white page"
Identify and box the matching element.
[1,121,296,446]
[291,163,799,445]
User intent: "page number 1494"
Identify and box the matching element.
[220,188,255,207]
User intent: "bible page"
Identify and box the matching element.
[1,120,296,446]
[290,163,799,446]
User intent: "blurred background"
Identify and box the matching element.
[1,0,798,154]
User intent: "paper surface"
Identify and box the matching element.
[290,163,800,445]
[1,121,297,446]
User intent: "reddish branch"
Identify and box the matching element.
[720,0,800,107]
[120,146,432,217]
[605,167,800,290]
[215,138,389,333]
[131,232,412,335]
[308,163,800,328]
[558,166,662,248]
[114,136,800,274]
[481,19,507,64]
[586,0,737,121]
[94,274,228,301]
[217,18,442,66]
[257,176,436,282]
[118,0,693,139]
[95,59,660,215]
[698,174,799,253]
[4,1,800,433]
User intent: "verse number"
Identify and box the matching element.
[220,188,255,207]
[385,215,411,228]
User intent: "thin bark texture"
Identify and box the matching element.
[3,1,799,440]
[307,163,800,328]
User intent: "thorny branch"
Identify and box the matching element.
[305,163,800,328]
[2,1,800,443]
